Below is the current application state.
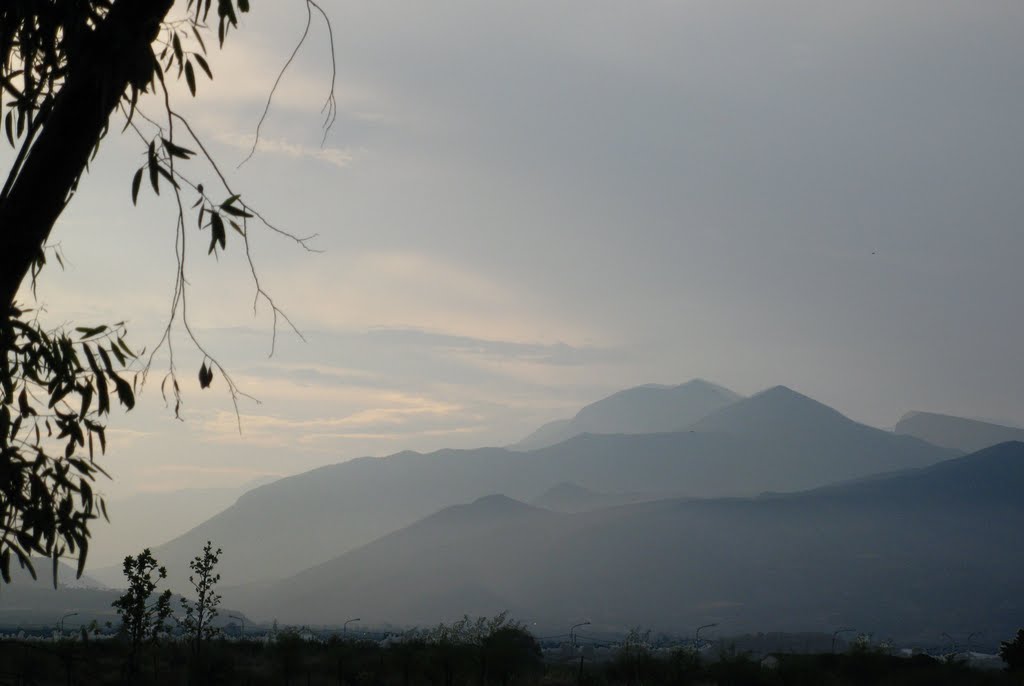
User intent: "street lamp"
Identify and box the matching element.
[229,614,245,639]
[343,617,361,639]
[831,628,855,653]
[569,621,590,650]
[695,623,718,649]
[58,612,79,638]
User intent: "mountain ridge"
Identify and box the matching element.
[94,384,958,592]
[235,442,1024,639]
[894,410,1024,453]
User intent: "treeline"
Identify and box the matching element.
[12,538,1024,685]
[0,615,544,686]
[2,632,1024,685]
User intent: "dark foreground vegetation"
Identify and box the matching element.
[1,634,1021,686]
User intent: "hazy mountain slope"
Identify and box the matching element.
[244,443,1024,641]
[530,482,668,513]
[1,560,117,628]
[688,385,855,436]
[516,379,742,450]
[894,410,1024,453]
[515,419,574,452]
[685,385,956,485]
[229,495,555,624]
[3,558,106,590]
[88,486,247,568]
[120,389,957,591]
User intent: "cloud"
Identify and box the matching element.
[280,251,604,345]
[195,388,469,449]
[237,363,381,387]
[215,133,362,168]
[150,464,286,478]
[296,426,485,444]
[362,327,619,366]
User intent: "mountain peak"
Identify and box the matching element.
[680,378,738,393]
[756,385,815,402]
[461,494,544,517]
[516,379,742,450]
[417,494,548,530]
[688,385,855,435]
[471,493,529,508]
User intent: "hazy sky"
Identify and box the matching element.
[13,1,1024,496]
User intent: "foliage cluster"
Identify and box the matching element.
[999,628,1024,672]
[1,0,331,590]
[413,612,543,686]
[0,309,136,585]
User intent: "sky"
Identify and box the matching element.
[9,1,1024,498]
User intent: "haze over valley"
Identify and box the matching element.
[8,379,1018,647]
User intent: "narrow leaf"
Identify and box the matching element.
[131,168,143,205]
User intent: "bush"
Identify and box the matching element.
[1000,629,1024,672]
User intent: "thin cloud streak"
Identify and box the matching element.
[216,132,362,168]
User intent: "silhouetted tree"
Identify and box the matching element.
[180,540,223,655]
[426,613,542,686]
[0,0,333,584]
[111,548,173,674]
[611,627,656,686]
[1000,629,1024,672]
[481,626,543,686]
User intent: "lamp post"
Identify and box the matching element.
[229,614,245,639]
[569,621,590,650]
[695,623,718,650]
[58,612,78,638]
[343,617,361,639]
[831,628,855,653]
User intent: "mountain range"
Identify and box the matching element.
[20,378,1021,640]
[91,384,957,591]
[233,441,1024,642]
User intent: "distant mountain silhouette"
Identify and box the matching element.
[683,385,956,486]
[894,410,1024,453]
[688,385,861,436]
[2,558,106,590]
[238,442,1024,641]
[88,486,252,568]
[515,379,742,450]
[801,440,1024,505]
[226,494,556,625]
[0,559,117,629]
[101,386,957,591]
[0,572,251,630]
[531,482,673,513]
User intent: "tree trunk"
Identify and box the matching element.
[0,0,174,310]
